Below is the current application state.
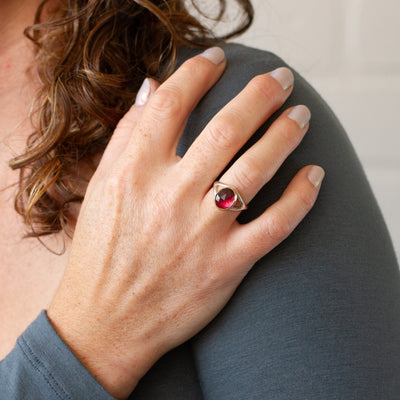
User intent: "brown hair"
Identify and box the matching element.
[9,0,253,240]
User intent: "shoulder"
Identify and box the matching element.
[176,43,347,156]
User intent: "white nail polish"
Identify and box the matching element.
[287,105,311,129]
[135,78,150,106]
[200,47,226,65]
[269,67,294,90]
[307,166,325,189]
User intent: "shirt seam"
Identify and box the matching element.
[18,335,71,400]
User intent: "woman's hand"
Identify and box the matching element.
[47,47,324,399]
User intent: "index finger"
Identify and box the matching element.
[126,47,227,159]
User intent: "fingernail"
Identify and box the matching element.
[135,78,150,106]
[307,166,325,189]
[287,105,311,129]
[270,67,294,90]
[200,47,225,65]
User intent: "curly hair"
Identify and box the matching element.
[9,0,253,240]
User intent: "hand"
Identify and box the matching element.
[47,47,324,399]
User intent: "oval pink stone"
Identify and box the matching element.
[215,188,235,209]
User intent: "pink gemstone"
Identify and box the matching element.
[215,188,235,209]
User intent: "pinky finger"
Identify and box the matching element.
[228,165,325,268]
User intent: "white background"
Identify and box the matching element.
[230,0,400,259]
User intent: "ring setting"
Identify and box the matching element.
[213,181,247,211]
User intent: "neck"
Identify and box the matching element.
[0,0,43,93]
[0,1,42,53]
[0,1,44,157]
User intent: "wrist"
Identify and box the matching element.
[46,303,158,399]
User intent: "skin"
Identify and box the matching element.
[1,1,324,399]
[0,0,71,360]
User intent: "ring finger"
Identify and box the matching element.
[203,104,311,221]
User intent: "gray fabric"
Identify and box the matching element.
[1,43,399,399]
[135,43,400,399]
[0,310,115,399]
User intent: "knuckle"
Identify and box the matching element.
[279,122,302,148]
[264,208,293,242]
[182,56,208,75]
[176,57,216,92]
[249,74,277,103]
[104,161,134,193]
[180,57,197,71]
[148,87,183,121]
[205,117,237,152]
[203,263,222,288]
[297,188,316,210]
[105,171,129,194]
[148,192,174,225]
[204,250,230,287]
[233,157,263,189]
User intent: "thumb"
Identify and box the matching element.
[92,77,159,181]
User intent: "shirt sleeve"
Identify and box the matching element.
[0,310,116,400]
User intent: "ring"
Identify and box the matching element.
[213,181,247,211]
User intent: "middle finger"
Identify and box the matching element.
[179,67,294,186]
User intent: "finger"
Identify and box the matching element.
[206,105,311,221]
[126,47,227,158]
[92,78,159,182]
[228,165,325,270]
[180,67,294,187]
